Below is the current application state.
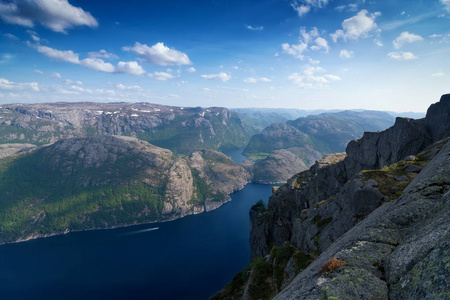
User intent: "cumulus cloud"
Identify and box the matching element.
[88,49,118,60]
[387,51,418,61]
[287,65,341,88]
[35,45,145,75]
[147,71,175,81]
[123,42,192,66]
[115,61,146,76]
[339,49,354,59]
[330,10,379,42]
[246,25,263,31]
[392,31,423,49]
[291,0,328,17]
[374,39,383,47]
[0,78,39,91]
[0,0,98,33]
[186,67,196,73]
[243,77,271,83]
[282,27,329,60]
[201,72,231,82]
[37,45,80,63]
[115,83,143,91]
[80,58,115,73]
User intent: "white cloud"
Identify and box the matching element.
[291,0,328,17]
[330,10,379,42]
[387,51,418,61]
[115,83,143,91]
[35,45,145,75]
[115,61,146,75]
[339,49,354,59]
[243,77,271,83]
[441,0,450,12]
[148,71,175,81]
[431,71,445,77]
[26,29,39,41]
[374,39,383,47]
[246,25,263,31]
[88,49,118,60]
[3,33,18,40]
[311,37,329,52]
[186,67,196,73]
[80,58,115,73]
[34,69,44,74]
[123,42,192,66]
[0,0,98,33]
[37,45,80,63]
[52,72,61,78]
[287,65,341,88]
[429,34,443,38]
[0,78,39,91]
[201,72,231,82]
[393,31,423,49]
[282,27,329,60]
[335,4,358,12]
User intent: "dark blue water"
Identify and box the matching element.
[0,183,272,300]
[222,147,248,164]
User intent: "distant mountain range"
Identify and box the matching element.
[0,102,254,154]
[244,110,396,183]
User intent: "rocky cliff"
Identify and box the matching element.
[0,135,250,244]
[0,102,253,153]
[213,94,449,300]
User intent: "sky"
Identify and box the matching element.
[0,0,449,112]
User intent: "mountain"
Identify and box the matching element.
[243,110,395,183]
[0,102,253,154]
[212,94,449,300]
[0,135,250,244]
[232,108,337,133]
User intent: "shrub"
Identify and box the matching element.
[320,257,347,274]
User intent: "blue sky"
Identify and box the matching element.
[0,0,449,112]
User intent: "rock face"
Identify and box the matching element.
[252,150,308,184]
[0,136,250,244]
[0,102,252,153]
[214,94,449,300]
[0,143,36,159]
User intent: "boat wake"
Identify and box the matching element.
[122,227,159,236]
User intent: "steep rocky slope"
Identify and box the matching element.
[244,110,395,183]
[0,102,253,153]
[0,136,250,244]
[213,94,449,299]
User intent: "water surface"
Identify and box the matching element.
[0,183,272,300]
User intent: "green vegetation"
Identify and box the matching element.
[313,215,333,229]
[212,244,315,300]
[251,200,267,213]
[0,148,165,243]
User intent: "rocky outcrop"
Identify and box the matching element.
[274,138,450,299]
[0,102,252,153]
[0,143,36,159]
[0,135,250,244]
[214,95,449,299]
[252,150,308,184]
